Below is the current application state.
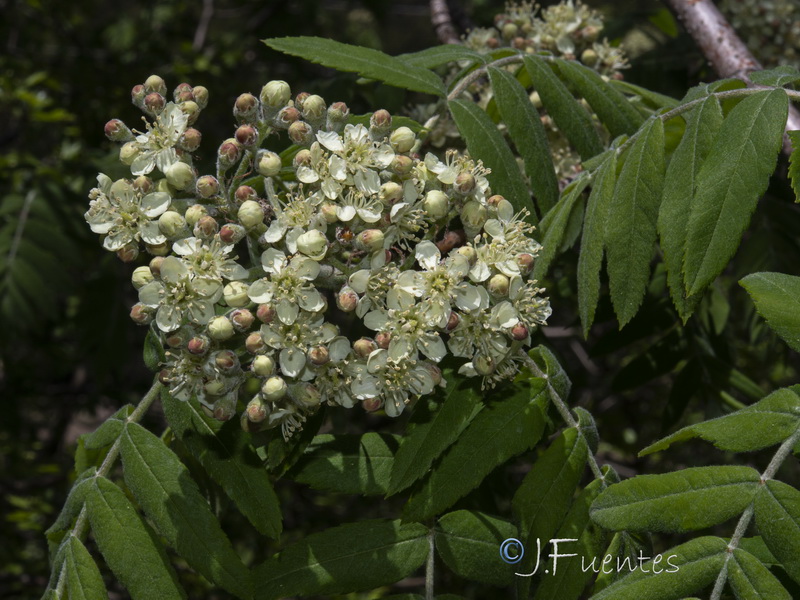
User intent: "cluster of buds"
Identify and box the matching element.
[86,75,552,440]
[720,0,800,68]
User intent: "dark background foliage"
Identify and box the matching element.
[2,0,797,597]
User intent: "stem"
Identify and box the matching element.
[430,0,460,45]
[708,423,800,600]
[54,378,163,597]
[447,55,526,101]
[425,527,435,600]
[518,351,607,485]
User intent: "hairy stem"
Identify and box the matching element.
[425,527,436,600]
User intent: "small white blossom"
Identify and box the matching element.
[130,103,188,176]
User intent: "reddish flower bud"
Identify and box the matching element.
[191,85,209,109]
[187,336,210,355]
[246,398,268,423]
[245,331,266,354]
[308,345,330,366]
[454,172,476,194]
[288,121,313,145]
[218,138,243,168]
[144,92,166,115]
[363,397,382,412]
[196,175,220,198]
[178,127,202,152]
[370,109,392,131]
[336,287,359,312]
[194,215,218,238]
[256,304,276,323]
[235,124,258,147]
[517,253,534,275]
[293,149,312,168]
[234,185,257,204]
[353,337,377,358]
[215,349,239,372]
[234,93,259,123]
[131,84,146,107]
[130,303,152,325]
[116,243,139,263]
[511,323,529,341]
[275,106,300,129]
[173,83,192,101]
[327,101,349,124]
[230,308,254,332]
[446,311,460,331]
[375,331,391,349]
[132,175,153,194]
[104,119,132,142]
[219,223,246,245]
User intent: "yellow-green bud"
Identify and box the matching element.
[238,200,264,229]
[246,397,268,423]
[194,215,219,238]
[252,354,275,377]
[501,22,518,40]
[223,281,250,307]
[356,229,384,252]
[144,74,167,96]
[488,273,510,297]
[454,172,476,194]
[320,202,338,223]
[158,211,188,239]
[180,100,200,125]
[192,85,209,109]
[379,181,403,205]
[205,379,225,395]
[473,353,496,375]
[423,190,449,220]
[165,162,195,190]
[353,337,377,358]
[456,245,477,265]
[391,155,413,175]
[288,120,314,145]
[261,80,291,107]
[262,376,287,401]
[208,316,235,341]
[146,241,169,256]
[245,331,266,354]
[119,142,139,165]
[196,175,220,198]
[461,200,487,231]
[257,151,282,177]
[301,94,326,122]
[389,126,416,153]
[184,204,207,227]
[131,266,154,289]
[296,229,328,259]
[581,48,598,67]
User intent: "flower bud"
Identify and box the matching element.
[423,190,449,219]
[215,349,239,372]
[234,93,259,122]
[187,336,210,355]
[208,316,235,341]
[144,92,166,115]
[390,127,416,153]
[473,353,496,375]
[446,311,460,331]
[132,266,154,289]
[165,331,186,348]
[391,155,413,175]
[353,337,377,358]
[488,273,510,297]
[240,411,262,433]
[252,354,275,376]
[223,281,250,307]
[356,229,384,252]
[132,176,153,194]
[257,151,282,177]
[149,256,165,277]
[178,128,202,152]
[235,185,257,204]
[261,81,291,107]
[275,106,300,129]
[454,172,476,195]
[293,149,312,168]
[130,302,153,325]
[581,48,599,67]
[184,204,207,227]
[292,383,321,409]
[517,253,535,275]
[146,241,170,256]
[144,74,167,96]
[363,397,382,412]
[246,397,268,423]
[173,82,193,102]
[238,200,264,229]
[256,304,276,323]
[375,331,391,349]
[180,100,200,125]
[196,175,220,198]
[194,215,219,238]
[423,362,443,386]
[456,245,477,265]
[116,243,139,262]
[301,94,326,123]
[511,323,529,341]
[131,84,146,108]
[501,22,518,40]
[205,379,225,395]
[320,202,338,223]
[379,182,403,205]
[288,121,314,145]
[370,109,392,138]
[246,331,266,354]
[230,308,254,331]
[218,138,243,169]
[326,102,349,130]
[235,124,258,147]
[219,223,245,245]
[262,376,287,401]
[104,119,133,142]
[165,162,195,190]
[461,200,487,231]
[119,141,139,165]
[308,345,329,366]
[296,229,328,259]
[192,85,209,109]
[158,211,188,239]
[336,286,359,312]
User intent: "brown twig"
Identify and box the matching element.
[663,0,800,152]
[430,0,461,45]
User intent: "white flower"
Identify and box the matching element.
[259,313,337,379]
[350,349,435,417]
[130,103,188,176]
[263,188,326,251]
[315,124,394,197]
[310,336,359,408]
[172,236,248,281]
[447,307,509,361]
[248,249,325,324]
[508,276,552,329]
[335,189,383,223]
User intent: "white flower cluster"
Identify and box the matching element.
[86,75,551,440]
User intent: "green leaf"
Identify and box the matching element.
[86,478,185,600]
[82,405,132,450]
[659,96,723,321]
[253,519,428,600]
[684,89,788,295]
[741,272,800,352]
[288,432,398,495]
[610,80,679,109]
[754,479,800,584]
[523,56,603,159]
[591,466,761,532]
[640,388,800,456]
[527,345,571,400]
[388,373,483,496]
[448,98,534,218]
[589,536,728,600]
[533,176,590,281]
[605,117,666,327]
[512,427,588,591]
[749,66,800,87]
[161,391,281,538]
[788,131,800,202]
[435,510,518,586]
[263,37,445,97]
[728,548,792,600]
[554,59,644,138]
[143,329,165,372]
[593,531,653,592]
[64,536,108,600]
[120,422,252,599]
[398,45,485,68]
[578,152,616,335]
[403,378,547,522]
[488,66,559,214]
[45,471,95,552]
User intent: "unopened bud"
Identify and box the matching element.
[130,303,152,325]
[196,175,220,198]
[149,256,165,277]
[235,185,257,204]
[262,376,287,401]
[165,331,185,348]
[234,93,259,122]
[454,172,476,194]
[473,353,496,375]
[116,243,139,262]
[391,155,413,175]
[184,204,207,227]
[370,109,392,137]
[379,182,403,205]
[194,215,219,238]
[235,124,258,147]
[461,200,487,230]
[375,331,391,349]
[320,202,338,223]
[245,331,266,354]
[158,211,188,239]
[337,286,359,312]
[173,83,193,102]
[215,349,239,372]
[131,84,146,108]
[488,273,510,297]
[208,316,235,341]
[191,86,209,110]
[301,94,326,123]
[261,80,291,107]
[132,176,153,194]
[293,383,321,409]
[238,200,264,229]
[446,311,460,331]
[145,241,170,256]
[517,253,535,275]
[119,142,139,165]
[275,106,300,129]
[144,92,166,114]
[223,281,250,307]
[293,149,312,168]
[501,22,518,40]
[296,229,328,259]
[457,245,477,265]
[390,127,415,153]
[144,74,167,96]
[104,119,132,142]
[187,336,210,355]
[230,308,254,331]
[179,100,200,125]
[327,102,350,129]
[581,48,598,67]
[205,379,225,395]
[356,229,384,252]
[165,162,195,190]
[288,121,314,145]
[308,345,330,366]
[219,223,245,245]
[353,337,377,358]
[132,266,154,289]
[363,397,382,412]
[257,151,282,177]
[246,398,268,423]
[511,323,529,341]
[423,190,449,219]
[252,354,275,376]
[178,127,202,152]
[218,138,243,169]
[256,304,276,323]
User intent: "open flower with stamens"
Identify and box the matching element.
[351,349,436,417]
[130,103,188,176]
[349,263,399,318]
[262,187,326,251]
[335,189,383,224]
[248,249,325,325]
[259,312,337,378]
[315,124,394,196]
[172,236,248,281]
[309,336,360,408]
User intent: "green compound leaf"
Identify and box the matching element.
[448,98,534,219]
[749,66,800,87]
[81,405,133,450]
[788,131,800,202]
[528,345,572,400]
[143,329,165,372]
[554,59,645,138]
[523,55,603,160]
[684,89,788,295]
[592,531,653,592]
[605,117,666,327]
[578,151,616,336]
[641,387,800,456]
[64,536,108,600]
[120,422,251,599]
[659,95,723,322]
[488,66,559,214]
[398,45,485,69]
[754,479,800,584]
[403,378,547,522]
[589,536,728,600]
[533,175,590,282]
[728,548,792,600]
[86,478,185,600]
[263,37,445,97]
[610,80,679,109]
[590,466,761,532]
[435,510,518,587]
[741,272,800,352]
[45,470,95,554]
[161,391,281,538]
[288,432,399,495]
[388,373,483,496]
[253,519,428,600]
